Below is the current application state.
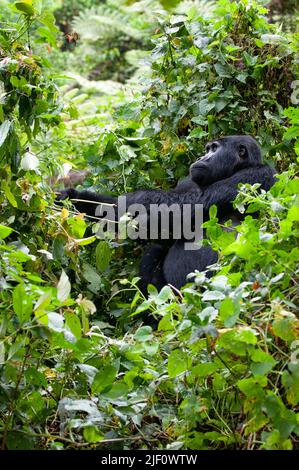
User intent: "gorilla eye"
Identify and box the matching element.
[205,144,210,152]
[211,143,218,152]
[239,145,247,158]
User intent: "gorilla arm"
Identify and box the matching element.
[56,187,117,215]
[57,184,203,217]
[57,165,276,219]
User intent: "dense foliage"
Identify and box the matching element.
[0,0,298,450]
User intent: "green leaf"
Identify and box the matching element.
[67,216,86,238]
[191,362,219,378]
[13,284,33,323]
[2,182,18,208]
[38,11,59,33]
[250,350,277,376]
[95,241,111,271]
[202,290,225,301]
[168,349,191,378]
[0,120,11,147]
[20,151,39,171]
[188,128,208,139]
[0,224,13,239]
[219,297,239,327]
[198,99,215,116]
[57,270,71,302]
[83,426,104,443]
[6,431,34,450]
[134,325,153,342]
[92,365,117,393]
[118,144,136,162]
[14,1,35,16]
[272,317,297,342]
[102,382,129,401]
[214,62,232,77]
[10,76,27,87]
[282,363,299,406]
[75,235,96,246]
[82,263,103,294]
[65,312,81,340]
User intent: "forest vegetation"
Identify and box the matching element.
[0,0,298,450]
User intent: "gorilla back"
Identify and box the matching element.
[57,135,276,292]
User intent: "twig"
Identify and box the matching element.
[70,198,116,207]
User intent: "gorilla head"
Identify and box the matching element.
[190,135,262,186]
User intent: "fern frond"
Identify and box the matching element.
[72,5,143,43]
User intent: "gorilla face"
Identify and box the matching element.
[190,135,262,186]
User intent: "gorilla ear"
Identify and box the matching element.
[238,145,247,159]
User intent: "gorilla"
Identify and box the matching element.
[57,135,276,292]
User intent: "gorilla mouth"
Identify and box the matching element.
[190,164,210,185]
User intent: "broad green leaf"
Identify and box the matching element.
[0,120,11,147]
[57,270,71,302]
[188,128,208,139]
[250,350,277,376]
[202,290,225,301]
[38,11,59,32]
[118,144,136,162]
[272,317,298,342]
[282,363,299,406]
[34,291,52,312]
[6,431,34,450]
[134,325,153,342]
[13,284,33,323]
[65,312,81,340]
[92,365,117,393]
[83,426,104,443]
[67,216,86,238]
[2,182,17,207]
[10,76,27,87]
[219,297,239,327]
[20,151,39,171]
[14,1,35,16]
[214,62,231,77]
[82,263,103,293]
[168,349,191,378]
[191,362,219,378]
[0,224,13,239]
[102,382,129,401]
[95,241,111,271]
[47,312,64,332]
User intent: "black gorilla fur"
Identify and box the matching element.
[57,136,276,292]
